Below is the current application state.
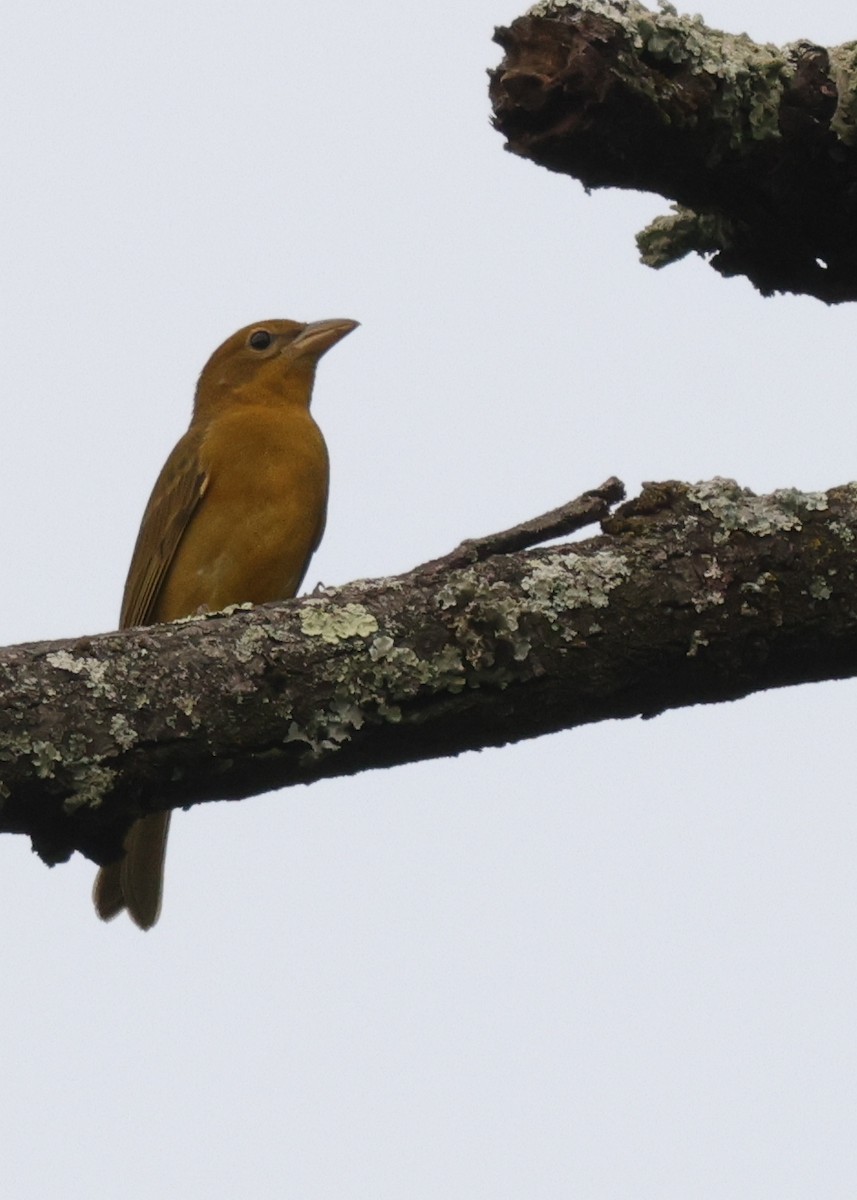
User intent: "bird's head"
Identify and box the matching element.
[193,317,359,415]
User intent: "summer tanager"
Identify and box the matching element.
[93,316,358,929]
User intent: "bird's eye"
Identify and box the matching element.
[249,329,272,350]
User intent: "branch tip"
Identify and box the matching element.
[416,477,626,573]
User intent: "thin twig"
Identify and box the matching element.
[416,477,626,573]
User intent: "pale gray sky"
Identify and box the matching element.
[2,2,857,1196]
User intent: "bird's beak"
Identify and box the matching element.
[286,318,360,362]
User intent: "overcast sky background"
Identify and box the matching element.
[2,2,856,1196]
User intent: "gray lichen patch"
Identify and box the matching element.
[523,0,808,279]
[437,550,630,626]
[282,607,470,759]
[828,41,857,144]
[829,520,855,545]
[283,681,380,757]
[0,724,119,811]
[432,549,633,678]
[740,571,779,597]
[368,634,395,661]
[46,650,114,697]
[808,577,833,601]
[284,688,394,758]
[109,713,138,751]
[690,555,727,612]
[299,602,379,644]
[690,585,726,613]
[521,549,631,612]
[776,487,829,513]
[638,206,734,268]
[234,625,270,663]
[526,0,783,76]
[686,629,709,657]
[687,478,828,541]
[31,739,62,778]
[526,0,792,142]
[64,763,118,812]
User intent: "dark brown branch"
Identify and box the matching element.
[416,477,625,571]
[489,2,857,302]
[4,477,857,870]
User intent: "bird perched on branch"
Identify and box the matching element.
[93,316,359,929]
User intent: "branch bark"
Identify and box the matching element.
[489,1,857,302]
[4,477,857,870]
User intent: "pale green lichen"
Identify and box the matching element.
[284,687,399,755]
[526,0,792,143]
[432,644,468,682]
[64,764,118,812]
[638,206,734,268]
[283,619,466,757]
[109,713,138,750]
[691,586,725,612]
[327,695,366,737]
[738,572,779,617]
[434,550,631,673]
[526,1,809,275]
[740,571,779,595]
[234,625,269,662]
[690,556,726,612]
[285,546,628,759]
[521,549,632,612]
[46,650,113,697]
[284,720,323,754]
[368,634,396,661]
[436,581,469,611]
[686,629,709,656]
[0,734,43,765]
[829,520,855,544]
[0,716,124,812]
[300,602,379,644]
[808,578,833,600]
[784,488,829,512]
[367,642,464,688]
[828,42,857,145]
[31,740,62,778]
[688,478,828,542]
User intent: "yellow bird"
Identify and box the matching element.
[94,316,358,929]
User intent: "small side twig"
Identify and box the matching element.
[416,477,626,573]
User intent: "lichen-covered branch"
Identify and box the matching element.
[490,0,857,302]
[3,476,857,869]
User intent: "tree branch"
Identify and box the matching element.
[489,1,857,302]
[4,476,857,870]
[416,476,625,570]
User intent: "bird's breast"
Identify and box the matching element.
[156,405,330,620]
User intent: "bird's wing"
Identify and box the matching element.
[120,428,209,628]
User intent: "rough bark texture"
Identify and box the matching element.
[3,477,857,872]
[489,0,857,302]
